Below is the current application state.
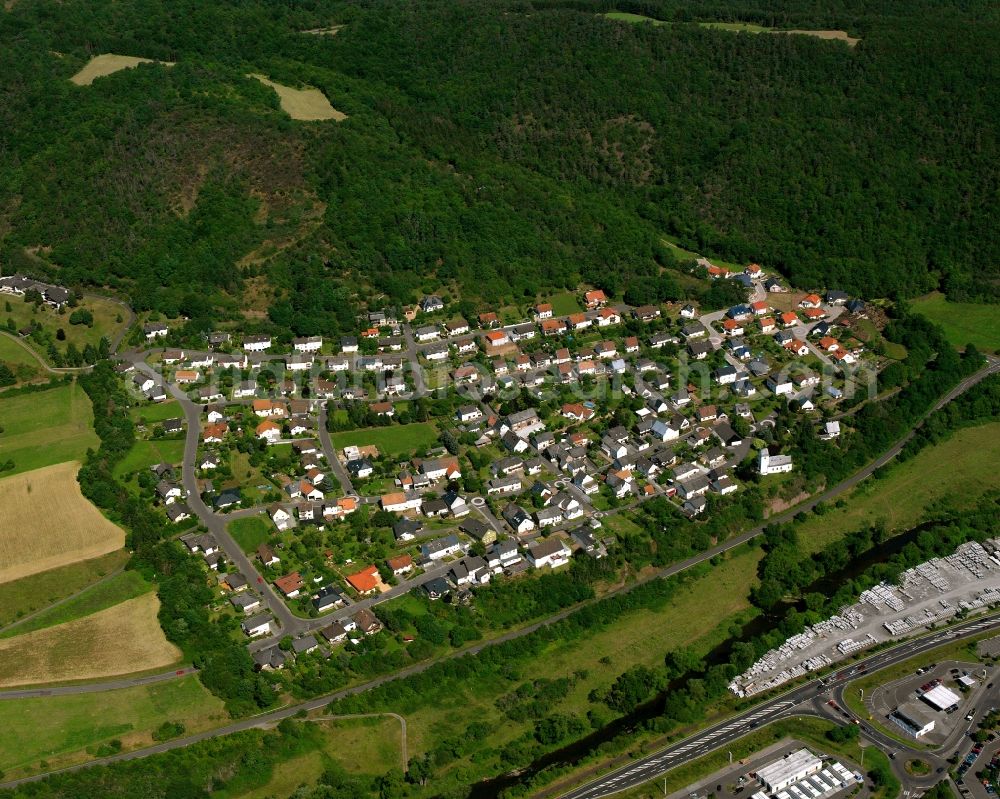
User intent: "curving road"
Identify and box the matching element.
[556,611,1000,799]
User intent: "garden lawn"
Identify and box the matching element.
[112,438,186,478]
[0,381,99,475]
[549,291,584,315]
[130,399,182,425]
[799,421,1000,553]
[0,676,227,779]
[911,292,1000,352]
[328,422,438,457]
[229,516,272,554]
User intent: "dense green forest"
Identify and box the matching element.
[0,0,997,335]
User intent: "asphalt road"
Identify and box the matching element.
[316,403,357,496]
[0,667,198,701]
[4,353,987,733]
[54,337,991,790]
[557,612,1000,799]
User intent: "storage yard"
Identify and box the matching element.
[730,540,1000,697]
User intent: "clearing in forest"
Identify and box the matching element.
[70,53,175,86]
[604,13,860,46]
[778,29,859,46]
[301,25,344,35]
[0,462,124,584]
[0,592,181,687]
[248,74,347,121]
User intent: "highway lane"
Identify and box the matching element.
[558,612,1000,799]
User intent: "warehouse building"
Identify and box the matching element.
[757,749,823,793]
[892,701,937,738]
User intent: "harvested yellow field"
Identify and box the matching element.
[70,53,174,86]
[0,462,125,584]
[0,593,181,687]
[248,74,347,121]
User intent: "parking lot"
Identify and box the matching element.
[866,659,997,746]
[670,741,867,799]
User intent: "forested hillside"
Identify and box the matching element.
[0,0,997,336]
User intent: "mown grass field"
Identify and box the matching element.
[69,53,173,85]
[400,547,762,761]
[0,592,181,687]
[248,74,346,121]
[0,462,125,584]
[112,438,186,478]
[0,333,44,384]
[0,676,227,779]
[0,381,99,475]
[1,293,129,364]
[799,421,1000,553]
[216,716,403,799]
[329,422,439,458]
[130,398,182,425]
[548,291,583,316]
[229,516,272,554]
[0,570,150,638]
[0,550,129,628]
[911,292,1000,352]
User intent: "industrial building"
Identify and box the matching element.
[757,749,823,793]
[756,750,859,799]
[892,701,937,738]
[920,683,961,711]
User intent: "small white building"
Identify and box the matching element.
[759,449,794,476]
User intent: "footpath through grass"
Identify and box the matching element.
[797,421,1000,554]
[911,292,1000,352]
[0,381,99,475]
[0,550,129,628]
[0,334,45,384]
[0,570,151,638]
[213,716,402,799]
[395,547,762,774]
[0,676,227,779]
